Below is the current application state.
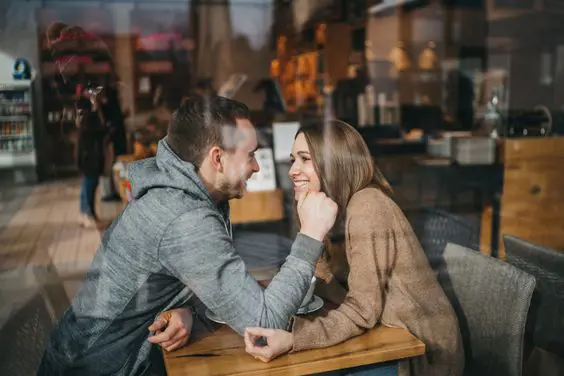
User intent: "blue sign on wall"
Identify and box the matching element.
[13,58,31,80]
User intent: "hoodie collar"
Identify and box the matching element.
[156,137,214,201]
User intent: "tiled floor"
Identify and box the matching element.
[0,179,124,325]
[0,179,122,274]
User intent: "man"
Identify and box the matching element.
[38,95,337,375]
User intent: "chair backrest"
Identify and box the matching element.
[410,208,480,267]
[438,243,536,376]
[0,265,71,375]
[233,231,293,268]
[33,265,71,320]
[0,291,55,376]
[503,235,564,300]
[503,235,564,357]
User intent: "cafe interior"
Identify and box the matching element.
[1,0,564,375]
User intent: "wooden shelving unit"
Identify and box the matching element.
[272,22,351,114]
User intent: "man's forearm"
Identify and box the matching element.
[241,234,324,331]
[161,213,325,336]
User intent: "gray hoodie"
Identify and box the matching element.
[39,138,323,376]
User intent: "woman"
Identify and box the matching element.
[244,120,464,376]
[75,94,107,228]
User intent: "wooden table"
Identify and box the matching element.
[163,324,425,376]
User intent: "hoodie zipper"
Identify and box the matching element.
[220,202,232,239]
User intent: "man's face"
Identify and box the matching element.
[219,118,260,200]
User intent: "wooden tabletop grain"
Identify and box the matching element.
[163,324,425,376]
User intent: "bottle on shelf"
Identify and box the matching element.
[483,86,504,139]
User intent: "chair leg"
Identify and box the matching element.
[418,170,424,207]
[473,189,482,212]
[434,170,443,209]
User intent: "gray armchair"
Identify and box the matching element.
[503,235,564,358]
[0,266,71,375]
[438,243,536,376]
[409,208,480,268]
[0,290,56,376]
[503,235,564,299]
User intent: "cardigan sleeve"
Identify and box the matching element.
[313,256,347,305]
[314,255,334,282]
[292,197,398,352]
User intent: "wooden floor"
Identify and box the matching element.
[0,179,122,274]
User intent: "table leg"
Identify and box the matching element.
[491,192,501,258]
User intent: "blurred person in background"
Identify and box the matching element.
[46,22,128,201]
[75,92,106,228]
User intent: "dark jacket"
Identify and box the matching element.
[101,87,127,156]
[76,100,107,176]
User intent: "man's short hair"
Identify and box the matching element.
[167,95,250,166]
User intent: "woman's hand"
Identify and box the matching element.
[244,327,293,362]
[148,307,193,352]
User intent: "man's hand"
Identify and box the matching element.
[147,307,193,352]
[297,191,338,242]
[243,327,293,362]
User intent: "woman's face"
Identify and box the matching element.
[289,132,321,201]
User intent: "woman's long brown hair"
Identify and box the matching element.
[293,119,392,238]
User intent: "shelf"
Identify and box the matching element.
[0,81,32,89]
[0,134,33,140]
[0,150,36,168]
[0,100,29,105]
[0,116,29,121]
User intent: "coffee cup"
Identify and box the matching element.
[249,266,279,287]
[300,276,317,308]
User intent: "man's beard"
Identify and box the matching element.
[219,178,245,201]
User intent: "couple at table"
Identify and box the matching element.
[38,95,463,376]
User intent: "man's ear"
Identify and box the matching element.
[209,146,224,172]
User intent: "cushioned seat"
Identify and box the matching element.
[437,243,536,376]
